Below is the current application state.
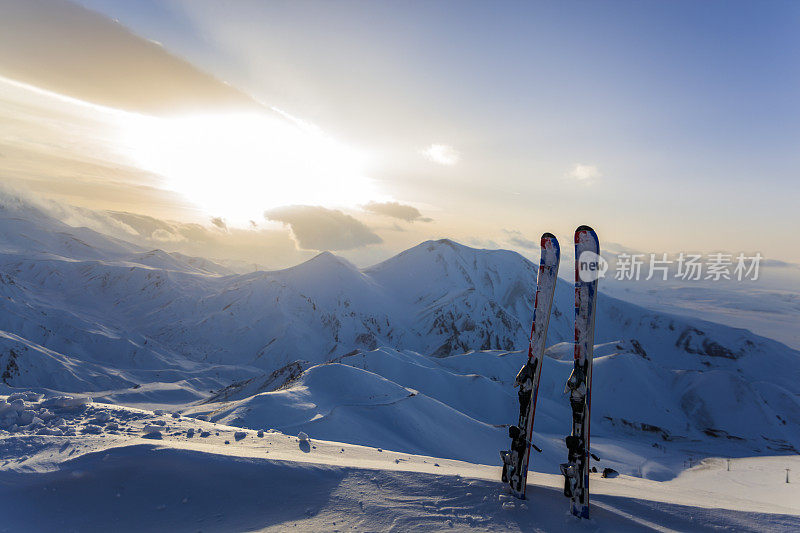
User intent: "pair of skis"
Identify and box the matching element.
[500,225,600,520]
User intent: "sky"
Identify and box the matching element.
[1,0,798,266]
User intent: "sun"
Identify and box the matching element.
[117,109,379,226]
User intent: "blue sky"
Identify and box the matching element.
[29,1,800,261]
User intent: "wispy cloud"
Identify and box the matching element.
[362,201,432,223]
[467,237,500,249]
[151,228,187,242]
[0,0,257,114]
[502,229,538,250]
[568,163,602,183]
[422,144,459,166]
[265,205,382,251]
[0,184,309,270]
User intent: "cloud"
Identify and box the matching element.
[0,0,257,114]
[97,211,315,271]
[0,183,144,237]
[502,229,538,250]
[210,216,228,231]
[0,184,319,270]
[422,144,459,166]
[264,205,382,251]
[568,164,602,183]
[467,237,500,249]
[151,228,187,243]
[362,201,432,223]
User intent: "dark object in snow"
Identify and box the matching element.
[602,468,619,479]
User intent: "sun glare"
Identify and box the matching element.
[117,110,378,226]
[422,144,459,166]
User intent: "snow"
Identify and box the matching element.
[1,198,799,530]
[1,395,798,531]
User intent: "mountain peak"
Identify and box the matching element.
[277,250,362,280]
[424,238,463,250]
[311,250,337,261]
[307,250,355,268]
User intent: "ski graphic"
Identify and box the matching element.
[501,233,560,498]
[560,225,600,519]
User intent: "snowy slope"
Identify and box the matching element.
[185,345,799,481]
[1,394,798,532]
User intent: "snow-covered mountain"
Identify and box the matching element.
[1,198,799,477]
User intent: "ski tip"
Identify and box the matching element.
[574,225,598,247]
[541,233,560,256]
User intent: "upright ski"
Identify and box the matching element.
[501,233,560,498]
[560,225,600,519]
